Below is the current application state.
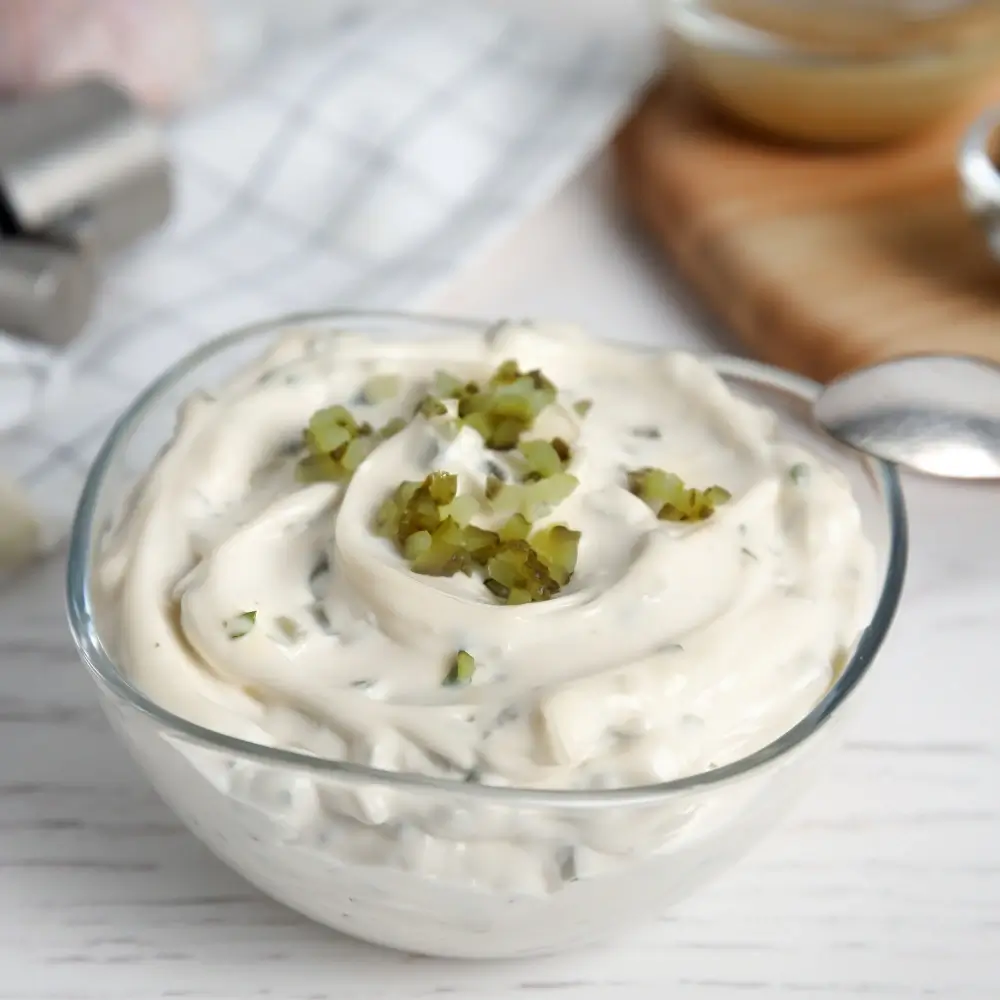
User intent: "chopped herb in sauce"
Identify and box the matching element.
[789,462,810,485]
[556,846,578,883]
[572,398,592,417]
[274,615,305,644]
[630,425,662,440]
[227,610,257,639]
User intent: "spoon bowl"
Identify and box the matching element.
[813,354,1000,479]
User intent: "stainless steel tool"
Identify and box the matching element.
[0,77,172,345]
[814,354,1000,479]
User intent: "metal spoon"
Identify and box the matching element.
[813,355,1000,479]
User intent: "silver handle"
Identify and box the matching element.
[958,106,1000,259]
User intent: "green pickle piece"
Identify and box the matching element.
[531,524,580,587]
[377,416,408,439]
[627,466,732,523]
[409,517,471,577]
[486,540,560,603]
[417,395,448,419]
[498,513,531,542]
[227,610,257,639]
[297,402,387,483]
[440,494,480,526]
[445,649,476,685]
[403,530,433,561]
[518,439,564,479]
[463,524,500,564]
[360,374,400,403]
[449,358,559,450]
[432,370,466,399]
[365,355,581,603]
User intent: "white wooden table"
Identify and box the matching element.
[1,158,998,999]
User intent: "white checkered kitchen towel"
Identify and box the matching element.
[0,0,650,563]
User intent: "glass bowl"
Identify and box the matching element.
[66,311,907,959]
[654,0,1000,144]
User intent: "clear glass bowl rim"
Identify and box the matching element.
[66,309,908,810]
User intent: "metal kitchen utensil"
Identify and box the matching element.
[0,77,171,254]
[0,76,171,345]
[0,240,97,347]
[813,354,1000,479]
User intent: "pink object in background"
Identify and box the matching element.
[0,0,210,110]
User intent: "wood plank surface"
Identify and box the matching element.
[614,76,1000,381]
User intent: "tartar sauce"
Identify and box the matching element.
[97,323,876,795]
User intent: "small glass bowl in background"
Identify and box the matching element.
[654,0,1000,144]
[67,311,907,958]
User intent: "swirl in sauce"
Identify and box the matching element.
[96,323,876,793]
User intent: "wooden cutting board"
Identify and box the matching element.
[613,76,1000,382]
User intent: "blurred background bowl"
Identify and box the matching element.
[654,0,1000,144]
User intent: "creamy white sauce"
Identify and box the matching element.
[98,323,876,793]
[94,323,879,953]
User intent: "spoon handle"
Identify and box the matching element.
[959,106,1000,260]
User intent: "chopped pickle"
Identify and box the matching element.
[463,524,500,564]
[486,540,561,603]
[340,436,376,473]
[377,416,408,439]
[360,373,400,403]
[440,494,479,526]
[432,370,465,398]
[375,473,578,602]
[375,477,441,543]
[484,474,504,500]
[444,358,558,450]
[308,422,351,454]
[297,403,380,483]
[499,513,531,542]
[409,517,471,577]
[551,437,572,463]
[445,649,476,685]
[416,395,448,419]
[227,610,257,639]
[403,530,432,561]
[518,439,565,480]
[484,577,510,600]
[531,524,580,587]
[306,405,359,448]
[426,471,458,505]
[627,466,731,523]
[489,472,579,520]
